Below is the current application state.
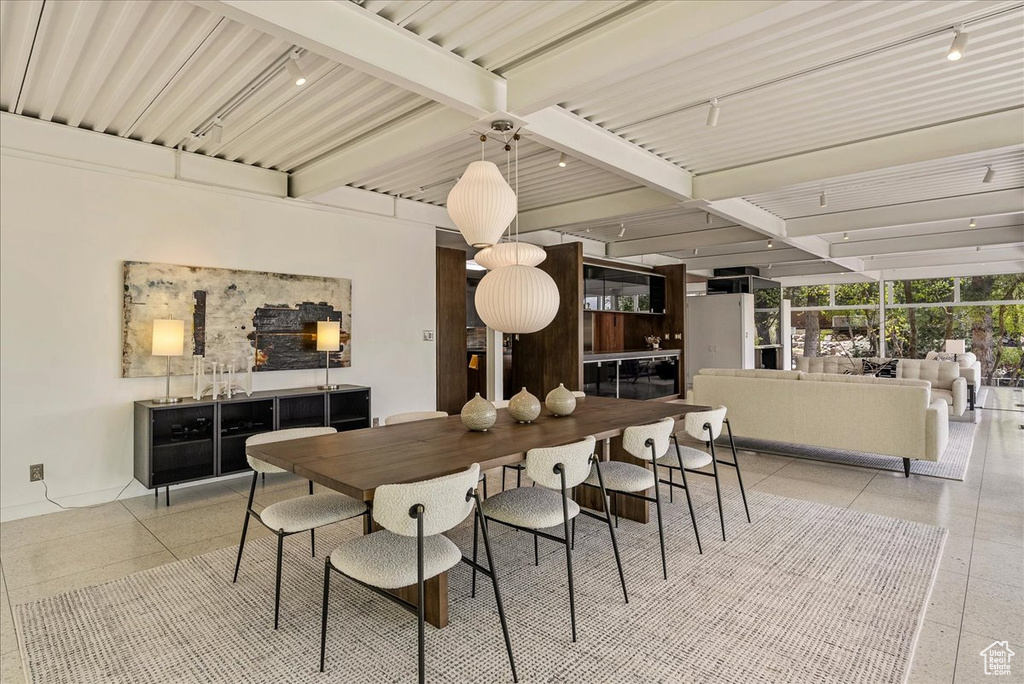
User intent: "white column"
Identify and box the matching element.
[878,279,887,358]
[485,327,503,401]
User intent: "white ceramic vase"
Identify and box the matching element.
[545,383,577,417]
[461,393,497,431]
[508,387,541,423]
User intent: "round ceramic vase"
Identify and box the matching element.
[461,393,497,431]
[508,387,541,423]
[545,383,577,417]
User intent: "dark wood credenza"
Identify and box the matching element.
[134,385,370,505]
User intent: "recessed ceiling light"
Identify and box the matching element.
[843,232,849,240]
[982,165,995,183]
[946,26,968,61]
[767,239,774,249]
[706,98,721,127]
[285,51,307,86]
[969,218,976,228]
[557,152,567,168]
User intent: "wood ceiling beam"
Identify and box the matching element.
[787,188,1024,237]
[196,0,506,117]
[692,109,1024,201]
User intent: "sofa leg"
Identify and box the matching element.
[968,385,976,411]
[903,458,911,478]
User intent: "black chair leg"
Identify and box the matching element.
[651,451,667,580]
[416,515,426,684]
[308,480,314,495]
[571,517,576,550]
[517,467,521,488]
[233,472,258,583]
[274,533,284,629]
[310,528,316,558]
[669,467,674,504]
[534,534,539,566]
[319,560,331,672]
[673,436,703,554]
[590,461,628,604]
[726,421,752,523]
[482,474,488,499]
[471,509,480,599]
[709,437,726,542]
[563,516,577,642]
[473,492,518,683]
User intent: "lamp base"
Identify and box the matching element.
[152,396,182,404]
[318,384,339,391]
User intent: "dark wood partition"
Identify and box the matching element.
[436,246,467,415]
[512,242,583,396]
[654,263,687,389]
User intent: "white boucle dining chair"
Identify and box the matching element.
[659,406,751,542]
[383,410,488,498]
[475,436,627,643]
[320,464,517,684]
[577,417,703,580]
[233,427,367,629]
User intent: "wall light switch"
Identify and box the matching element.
[422,330,435,341]
[674,333,682,340]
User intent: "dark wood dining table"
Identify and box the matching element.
[246,395,710,627]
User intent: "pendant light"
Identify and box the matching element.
[474,242,546,270]
[474,127,559,334]
[446,134,517,248]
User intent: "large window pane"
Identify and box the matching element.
[783,285,828,307]
[834,282,878,306]
[961,273,1024,302]
[890,277,954,304]
[790,308,880,364]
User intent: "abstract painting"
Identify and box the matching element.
[122,261,351,378]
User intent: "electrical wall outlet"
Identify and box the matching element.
[29,463,44,482]
[422,330,435,341]
[372,417,380,427]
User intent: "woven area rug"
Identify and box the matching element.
[734,419,977,480]
[15,483,945,684]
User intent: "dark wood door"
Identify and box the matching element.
[593,312,624,351]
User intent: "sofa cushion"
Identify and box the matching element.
[800,372,931,390]
[926,351,979,369]
[795,356,863,375]
[698,368,803,380]
[897,359,960,389]
[931,388,954,405]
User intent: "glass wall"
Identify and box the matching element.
[788,274,1024,386]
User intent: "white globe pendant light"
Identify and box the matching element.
[474,242,546,270]
[446,160,517,248]
[475,264,559,334]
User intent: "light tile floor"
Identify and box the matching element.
[1,389,1021,683]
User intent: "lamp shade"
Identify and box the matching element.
[151,319,185,357]
[317,321,341,352]
[446,161,517,248]
[474,242,546,270]
[944,339,966,354]
[475,264,559,334]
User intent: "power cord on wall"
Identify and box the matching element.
[41,478,135,511]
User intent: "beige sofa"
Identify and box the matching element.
[926,351,982,408]
[794,356,967,417]
[691,368,950,476]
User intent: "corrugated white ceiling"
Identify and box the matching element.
[565,0,1024,174]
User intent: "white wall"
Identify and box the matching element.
[0,153,437,519]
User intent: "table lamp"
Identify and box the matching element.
[944,339,966,354]
[152,319,185,404]
[317,320,340,390]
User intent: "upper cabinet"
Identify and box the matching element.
[583,264,667,314]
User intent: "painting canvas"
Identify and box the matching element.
[122,261,351,378]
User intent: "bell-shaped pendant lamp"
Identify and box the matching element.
[475,264,559,334]
[474,242,546,270]
[446,161,517,248]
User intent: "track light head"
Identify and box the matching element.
[947,26,968,61]
[767,239,774,249]
[618,223,626,238]
[982,165,995,183]
[819,190,827,208]
[693,248,699,256]
[969,217,976,228]
[706,98,721,127]
[705,211,712,224]
[557,152,567,168]
[285,51,307,86]
[843,232,849,241]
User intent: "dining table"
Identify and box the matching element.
[246,395,711,628]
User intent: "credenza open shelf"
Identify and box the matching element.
[134,385,370,505]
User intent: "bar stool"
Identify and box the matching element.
[233,427,367,629]
[476,436,627,642]
[577,417,702,579]
[320,464,516,684]
[659,406,751,542]
[383,411,488,498]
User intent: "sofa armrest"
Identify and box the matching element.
[951,377,967,416]
[925,400,949,461]
[961,362,981,387]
